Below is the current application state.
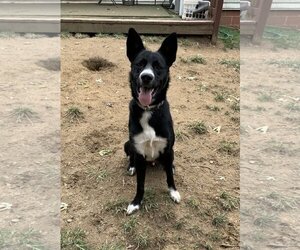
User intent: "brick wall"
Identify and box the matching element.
[220,10,240,27]
[267,10,300,29]
[220,10,300,29]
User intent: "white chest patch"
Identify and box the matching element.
[133,111,167,161]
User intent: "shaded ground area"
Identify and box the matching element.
[61,33,240,249]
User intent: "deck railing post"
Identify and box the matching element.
[211,0,224,45]
[252,0,273,44]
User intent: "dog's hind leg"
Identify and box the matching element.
[124,140,136,176]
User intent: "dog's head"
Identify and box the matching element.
[126,28,177,107]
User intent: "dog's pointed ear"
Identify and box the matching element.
[158,33,177,67]
[127,28,145,63]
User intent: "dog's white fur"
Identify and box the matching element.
[139,65,154,83]
[169,188,181,203]
[126,204,140,215]
[133,111,167,161]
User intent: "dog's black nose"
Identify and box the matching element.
[141,74,154,84]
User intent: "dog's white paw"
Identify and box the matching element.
[169,188,181,203]
[128,167,136,176]
[126,203,140,215]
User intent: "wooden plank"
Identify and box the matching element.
[240,20,256,35]
[61,18,214,35]
[0,18,59,33]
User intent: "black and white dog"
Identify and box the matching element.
[124,28,180,215]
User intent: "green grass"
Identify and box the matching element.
[65,107,84,122]
[219,59,240,72]
[0,32,19,38]
[285,102,300,112]
[181,55,207,65]
[218,26,240,50]
[133,233,150,249]
[10,107,37,123]
[178,38,194,47]
[61,228,90,250]
[206,105,220,111]
[257,93,274,102]
[122,217,137,234]
[219,192,239,211]
[231,116,239,123]
[98,243,125,250]
[105,199,128,215]
[255,106,266,112]
[175,129,189,141]
[112,34,126,39]
[23,33,46,39]
[141,35,164,44]
[88,169,109,182]
[264,26,300,50]
[186,198,200,210]
[190,55,207,64]
[267,59,300,71]
[173,219,185,230]
[218,140,238,155]
[74,33,89,39]
[208,230,222,242]
[189,121,208,135]
[0,229,45,250]
[197,83,209,92]
[212,213,228,227]
[253,213,277,228]
[61,32,73,39]
[214,92,226,102]
[194,242,213,250]
[230,102,240,112]
[262,192,298,211]
[263,141,295,156]
[142,189,158,212]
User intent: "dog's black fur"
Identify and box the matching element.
[124,28,180,214]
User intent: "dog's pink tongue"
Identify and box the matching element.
[138,88,152,107]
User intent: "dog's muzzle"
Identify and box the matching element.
[139,67,154,87]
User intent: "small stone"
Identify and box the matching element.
[67,219,73,223]
[11,219,19,223]
[209,160,214,164]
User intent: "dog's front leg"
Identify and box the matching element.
[126,153,146,215]
[162,150,181,203]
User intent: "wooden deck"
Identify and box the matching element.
[0,2,223,42]
[61,4,215,36]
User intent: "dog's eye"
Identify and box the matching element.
[136,60,146,68]
[152,62,161,70]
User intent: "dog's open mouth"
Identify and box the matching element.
[138,87,156,107]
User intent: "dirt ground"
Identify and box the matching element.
[61,35,240,249]
[0,36,60,249]
[240,39,300,249]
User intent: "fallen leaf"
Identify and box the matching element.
[0,202,12,211]
[213,126,221,133]
[99,149,112,156]
[256,126,268,133]
[61,202,68,211]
